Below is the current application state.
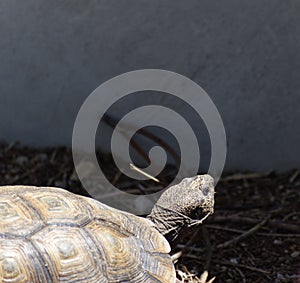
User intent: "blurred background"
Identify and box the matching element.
[0,0,299,172]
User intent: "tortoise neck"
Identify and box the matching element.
[147,204,192,242]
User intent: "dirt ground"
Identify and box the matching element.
[0,142,299,283]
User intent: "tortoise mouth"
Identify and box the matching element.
[188,205,213,220]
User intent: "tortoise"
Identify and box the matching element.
[0,174,214,283]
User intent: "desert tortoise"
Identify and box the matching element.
[0,175,214,283]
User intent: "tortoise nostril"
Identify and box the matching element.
[203,187,210,196]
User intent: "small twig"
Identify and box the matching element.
[176,244,203,253]
[129,163,160,183]
[176,265,215,283]
[175,225,202,258]
[235,267,246,283]
[216,216,269,249]
[189,213,212,227]
[4,141,18,153]
[257,232,300,237]
[221,172,271,182]
[202,226,213,271]
[199,270,215,283]
[282,211,300,221]
[207,277,216,283]
[205,224,300,237]
[49,149,57,164]
[213,260,270,275]
[209,215,300,233]
[171,251,182,263]
[136,184,148,194]
[111,170,122,186]
[182,253,203,260]
[289,170,299,183]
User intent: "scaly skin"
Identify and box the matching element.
[147,175,215,242]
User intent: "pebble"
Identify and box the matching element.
[229,258,238,264]
[34,153,48,162]
[15,156,29,165]
[291,251,299,258]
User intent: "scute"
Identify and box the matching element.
[0,186,176,283]
[0,194,43,237]
[31,226,107,282]
[20,187,92,226]
[85,197,171,254]
[0,238,51,282]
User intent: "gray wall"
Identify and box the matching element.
[0,0,299,171]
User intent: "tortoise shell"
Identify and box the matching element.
[0,186,176,283]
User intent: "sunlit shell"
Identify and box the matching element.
[0,186,175,283]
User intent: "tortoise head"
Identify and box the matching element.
[147,175,215,242]
[156,174,214,218]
